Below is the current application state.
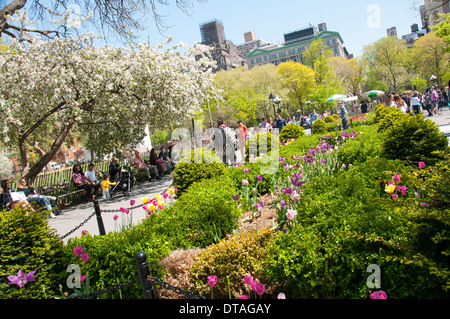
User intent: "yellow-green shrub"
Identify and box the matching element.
[189,228,277,298]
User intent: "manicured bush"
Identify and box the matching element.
[0,208,66,299]
[148,175,240,248]
[311,119,327,135]
[63,223,174,299]
[279,123,305,142]
[190,228,277,299]
[172,149,227,197]
[381,114,448,166]
[324,115,335,123]
[337,125,383,166]
[376,106,408,133]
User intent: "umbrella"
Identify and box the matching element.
[326,94,347,103]
[362,90,385,99]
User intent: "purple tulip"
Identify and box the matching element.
[243,167,250,174]
[7,270,36,288]
[232,195,240,201]
[256,175,264,182]
[283,187,294,195]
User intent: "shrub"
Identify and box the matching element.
[324,115,335,123]
[190,228,277,299]
[0,208,66,299]
[172,149,227,197]
[148,175,240,248]
[381,114,448,166]
[279,123,305,142]
[227,161,274,196]
[376,106,408,133]
[312,119,327,135]
[63,223,173,299]
[337,125,383,166]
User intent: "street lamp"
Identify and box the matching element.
[269,93,276,118]
[274,97,282,115]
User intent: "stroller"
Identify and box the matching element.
[109,163,135,198]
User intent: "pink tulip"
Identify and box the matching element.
[392,174,401,182]
[277,292,286,299]
[255,283,266,296]
[81,253,90,263]
[242,180,249,186]
[243,275,254,286]
[286,209,297,220]
[240,295,249,299]
[370,290,388,299]
[418,162,426,169]
[74,246,83,257]
[392,194,398,199]
[113,215,119,220]
[81,230,88,236]
[130,199,136,206]
[80,275,86,282]
[207,275,217,288]
[162,192,168,198]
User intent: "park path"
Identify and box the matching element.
[47,175,173,242]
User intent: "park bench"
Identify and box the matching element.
[40,181,86,207]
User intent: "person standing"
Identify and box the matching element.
[237,120,248,163]
[310,110,318,125]
[339,102,349,130]
[211,117,237,166]
[100,174,116,200]
[360,100,368,114]
[424,91,433,116]
[411,91,421,115]
[275,114,287,132]
[258,117,271,132]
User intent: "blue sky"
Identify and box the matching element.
[130,0,423,57]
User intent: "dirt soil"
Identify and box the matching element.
[237,193,278,233]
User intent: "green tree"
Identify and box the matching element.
[277,61,316,116]
[363,36,409,93]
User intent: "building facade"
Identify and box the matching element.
[246,29,347,69]
[421,0,450,29]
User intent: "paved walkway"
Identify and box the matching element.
[48,175,174,242]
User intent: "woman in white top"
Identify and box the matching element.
[411,91,421,115]
[394,94,407,113]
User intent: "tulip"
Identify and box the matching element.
[207,275,217,288]
[142,205,148,211]
[256,175,264,182]
[397,186,407,195]
[240,295,249,299]
[74,246,83,257]
[392,174,401,182]
[113,215,119,220]
[81,230,88,236]
[385,184,396,194]
[370,290,388,299]
[149,204,156,211]
[277,292,286,299]
[168,188,175,195]
[242,179,249,186]
[255,283,266,296]
[286,209,297,220]
[243,167,250,174]
[243,275,254,286]
[130,199,136,206]
[418,162,426,169]
[142,197,149,204]
[81,253,90,263]
[162,192,168,198]
[392,194,398,199]
[232,195,240,201]
[7,270,36,288]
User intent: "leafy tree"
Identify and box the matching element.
[412,32,450,87]
[363,36,409,93]
[277,61,316,116]
[0,30,219,180]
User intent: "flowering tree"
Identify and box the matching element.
[0,30,218,179]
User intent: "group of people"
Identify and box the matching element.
[0,177,58,218]
[133,146,175,182]
[385,86,449,116]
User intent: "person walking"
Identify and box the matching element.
[310,110,318,125]
[237,120,249,164]
[100,174,116,200]
[410,91,421,115]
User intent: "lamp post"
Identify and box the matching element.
[269,93,276,118]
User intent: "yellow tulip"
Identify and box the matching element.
[168,188,175,195]
[142,197,149,204]
[385,184,396,194]
[148,204,156,211]
[155,194,162,201]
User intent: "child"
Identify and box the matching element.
[100,175,116,200]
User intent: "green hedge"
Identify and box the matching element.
[0,208,66,299]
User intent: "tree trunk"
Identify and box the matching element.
[21,119,76,181]
[0,0,27,36]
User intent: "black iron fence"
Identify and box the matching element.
[60,193,201,299]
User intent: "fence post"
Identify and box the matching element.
[93,200,106,236]
[135,251,156,299]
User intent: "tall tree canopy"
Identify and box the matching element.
[0,31,219,179]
